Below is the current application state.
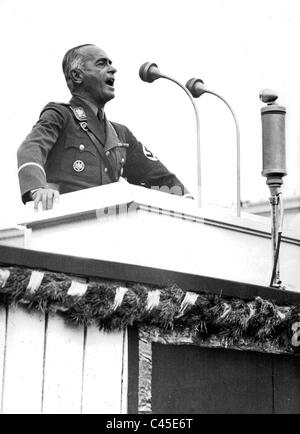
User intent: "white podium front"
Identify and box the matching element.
[18,181,300,291]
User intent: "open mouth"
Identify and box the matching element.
[105,77,115,88]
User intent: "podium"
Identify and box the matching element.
[19,181,300,289]
[0,182,300,414]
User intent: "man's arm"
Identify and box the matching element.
[17,106,65,208]
[121,126,191,197]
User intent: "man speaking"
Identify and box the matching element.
[17,44,189,210]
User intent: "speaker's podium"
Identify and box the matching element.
[1,182,300,414]
[17,181,300,286]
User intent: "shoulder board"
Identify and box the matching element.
[110,121,123,134]
[40,102,71,118]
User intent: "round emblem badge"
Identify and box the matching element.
[73,160,85,172]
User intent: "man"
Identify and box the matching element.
[17,44,190,211]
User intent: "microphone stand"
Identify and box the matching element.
[158,73,202,207]
[186,77,241,217]
[139,63,202,208]
[269,192,284,287]
[203,89,241,217]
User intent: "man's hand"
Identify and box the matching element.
[31,188,59,211]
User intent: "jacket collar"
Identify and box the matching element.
[69,95,119,152]
[70,95,106,146]
[72,95,105,120]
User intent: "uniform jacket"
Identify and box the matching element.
[17,96,188,203]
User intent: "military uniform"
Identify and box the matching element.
[18,96,188,203]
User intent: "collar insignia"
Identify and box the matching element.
[72,106,87,121]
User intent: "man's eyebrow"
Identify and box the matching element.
[95,57,112,64]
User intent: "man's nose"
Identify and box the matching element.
[108,64,117,74]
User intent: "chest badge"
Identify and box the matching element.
[73,160,85,172]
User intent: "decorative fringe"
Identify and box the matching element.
[0,265,299,353]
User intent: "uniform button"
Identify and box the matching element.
[79,144,85,151]
[106,151,110,156]
[104,168,108,173]
[121,158,125,164]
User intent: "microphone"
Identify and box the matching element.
[259,90,287,288]
[139,62,162,83]
[139,63,202,207]
[186,77,241,217]
[185,78,206,97]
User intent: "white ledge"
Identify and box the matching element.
[17,181,300,245]
[0,226,25,240]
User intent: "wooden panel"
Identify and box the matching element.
[273,354,300,414]
[42,316,84,414]
[2,307,45,414]
[0,307,6,413]
[81,326,124,414]
[151,344,273,414]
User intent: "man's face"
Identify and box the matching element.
[78,45,117,107]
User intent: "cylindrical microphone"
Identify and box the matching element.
[185,78,206,97]
[259,89,287,288]
[139,62,162,83]
[260,89,287,195]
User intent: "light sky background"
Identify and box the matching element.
[0,0,300,227]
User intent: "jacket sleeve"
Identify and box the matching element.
[122,126,189,196]
[17,105,66,203]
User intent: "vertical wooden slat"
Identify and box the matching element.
[127,327,139,414]
[80,325,88,414]
[81,327,124,414]
[2,307,45,414]
[42,316,84,414]
[121,328,128,414]
[0,306,7,413]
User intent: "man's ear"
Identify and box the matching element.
[70,68,83,85]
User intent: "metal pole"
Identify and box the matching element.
[161,74,202,208]
[270,195,279,284]
[269,193,284,287]
[206,90,241,217]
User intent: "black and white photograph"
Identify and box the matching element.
[0,0,300,417]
